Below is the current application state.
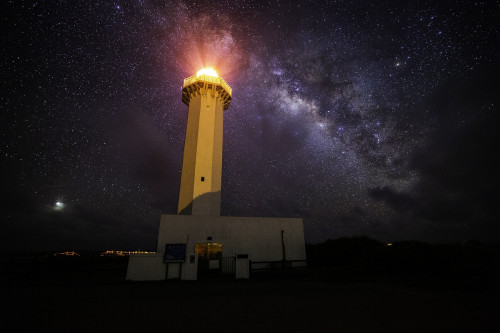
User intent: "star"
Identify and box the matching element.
[0,0,498,250]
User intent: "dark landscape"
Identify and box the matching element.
[2,1,500,331]
[3,237,499,332]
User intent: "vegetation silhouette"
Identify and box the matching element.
[306,236,500,290]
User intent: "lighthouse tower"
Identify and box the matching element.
[177,68,232,216]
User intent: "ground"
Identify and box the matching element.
[3,267,499,332]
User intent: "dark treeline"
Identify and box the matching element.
[2,238,500,289]
[306,236,500,289]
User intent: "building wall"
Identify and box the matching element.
[127,215,307,281]
[157,215,307,264]
[126,253,165,281]
[177,88,225,216]
[177,94,200,214]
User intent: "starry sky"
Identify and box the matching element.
[1,0,499,251]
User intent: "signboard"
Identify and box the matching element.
[164,243,186,263]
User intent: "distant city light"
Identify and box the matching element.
[54,251,79,256]
[100,250,156,256]
[54,201,64,210]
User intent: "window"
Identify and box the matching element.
[194,243,222,260]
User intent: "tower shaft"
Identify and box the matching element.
[178,74,231,215]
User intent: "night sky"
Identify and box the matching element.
[1,0,499,251]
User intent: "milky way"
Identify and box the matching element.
[1,1,499,250]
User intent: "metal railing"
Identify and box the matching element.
[183,74,232,96]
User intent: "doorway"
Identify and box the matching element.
[194,243,222,278]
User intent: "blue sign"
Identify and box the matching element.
[164,243,186,263]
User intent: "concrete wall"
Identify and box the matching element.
[178,87,225,216]
[157,215,307,264]
[126,253,165,281]
[127,215,307,281]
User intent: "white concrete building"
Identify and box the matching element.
[127,215,307,280]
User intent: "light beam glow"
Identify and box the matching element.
[196,67,218,77]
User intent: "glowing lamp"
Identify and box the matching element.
[196,67,218,77]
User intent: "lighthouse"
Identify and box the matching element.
[178,68,232,216]
[126,67,306,281]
